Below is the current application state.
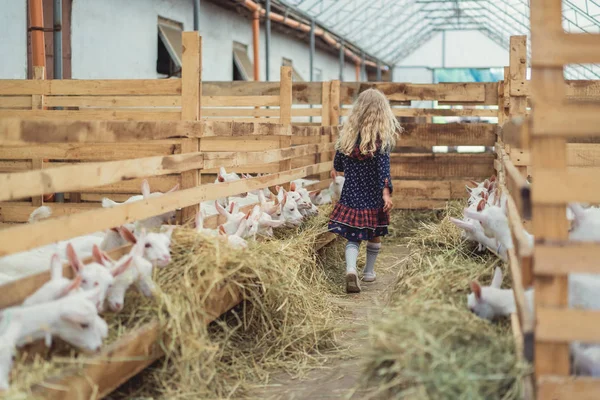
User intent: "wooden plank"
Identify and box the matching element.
[510,313,535,400]
[0,119,201,143]
[0,96,32,108]
[180,32,202,223]
[392,108,497,117]
[0,141,180,161]
[532,102,600,137]
[538,376,600,400]
[438,83,499,106]
[398,123,496,147]
[0,109,182,121]
[529,1,571,375]
[509,36,528,97]
[292,136,322,145]
[59,175,179,194]
[0,202,99,223]
[532,168,600,204]
[390,153,495,178]
[511,143,600,167]
[202,136,281,151]
[0,160,31,172]
[202,108,280,117]
[0,161,333,256]
[43,95,182,108]
[202,163,280,175]
[203,95,280,107]
[339,82,486,103]
[0,151,199,202]
[534,32,600,67]
[279,67,293,191]
[393,180,471,199]
[31,159,43,207]
[0,120,291,145]
[537,307,600,343]
[201,81,322,104]
[535,244,600,275]
[392,198,449,210]
[0,79,181,95]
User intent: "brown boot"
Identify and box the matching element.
[346,272,361,293]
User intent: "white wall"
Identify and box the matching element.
[397,30,508,69]
[0,0,356,81]
[0,0,27,78]
[71,0,356,81]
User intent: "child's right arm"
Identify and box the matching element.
[331,151,344,179]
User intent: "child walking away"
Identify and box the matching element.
[328,89,401,294]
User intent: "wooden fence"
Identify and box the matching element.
[495,28,600,399]
[0,117,337,398]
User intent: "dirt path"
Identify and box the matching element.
[251,242,409,400]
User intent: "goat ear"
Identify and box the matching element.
[470,281,482,302]
[57,275,82,298]
[118,226,137,244]
[235,219,247,236]
[229,202,235,214]
[491,267,503,289]
[66,243,84,274]
[50,253,63,281]
[215,201,229,217]
[490,175,497,183]
[218,225,227,236]
[281,193,288,207]
[290,182,297,192]
[217,174,225,182]
[141,179,151,199]
[477,199,486,212]
[166,184,179,194]
[92,245,105,265]
[60,309,91,326]
[112,256,133,277]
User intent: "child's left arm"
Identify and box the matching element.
[377,152,393,195]
[378,152,393,212]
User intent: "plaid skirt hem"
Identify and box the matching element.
[328,221,389,241]
[329,202,390,230]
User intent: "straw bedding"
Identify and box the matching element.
[360,201,531,399]
[5,205,347,399]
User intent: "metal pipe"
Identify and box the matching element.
[53,0,62,79]
[265,0,271,81]
[53,0,65,203]
[29,0,46,69]
[442,30,446,68]
[355,62,360,81]
[239,0,386,71]
[361,51,366,81]
[339,40,344,81]
[309,17,315,82]
[193,0,200,31]
[252,8,260,81]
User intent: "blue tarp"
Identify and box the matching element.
[434,68,504,83]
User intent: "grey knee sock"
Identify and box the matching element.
[364,242,382,275]
[345,241,360,274]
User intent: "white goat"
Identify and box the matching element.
[245,205,285,238]
[99,225,173,268]
[329,176,345,201]
[101,179,179,229]
[103,232,156,313]
[218,219,249,249]
[66,243,133,312]
[0,315,21,391]
[1,287,108,352]
[22,254,83,307]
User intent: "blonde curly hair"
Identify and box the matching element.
[335,88,401,156]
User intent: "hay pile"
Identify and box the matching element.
[6,205,344,399]
[361,202,531,399]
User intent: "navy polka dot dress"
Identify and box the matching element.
[328,139,393,242]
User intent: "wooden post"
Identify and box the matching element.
[319,81,332,181]
[509,35,529,180]
[530,0,570,382]
[31,66,45,207]
[179,32,202,224]
[326,80,341,180]
[278,66,292,191]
